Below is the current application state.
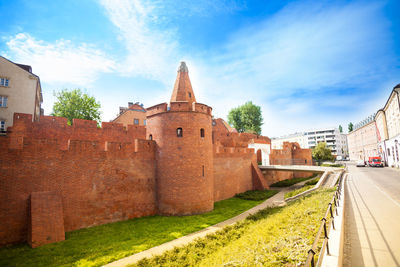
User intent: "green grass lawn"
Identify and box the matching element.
[0,194,277,267]
[133,188,335,267]
[269,173,318,187]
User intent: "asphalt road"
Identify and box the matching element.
[343,163,400,267]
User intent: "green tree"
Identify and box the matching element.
[339,125,343,133]
[312,142,334,164]
[52,89,101,125]
[348,122,354,133]
[227,101,263,134]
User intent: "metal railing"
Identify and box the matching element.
[269,159,312,166]
[304,172,344,267]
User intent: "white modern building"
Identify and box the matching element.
[271,133,307,149]
[272,127,348,158]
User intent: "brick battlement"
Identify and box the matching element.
[214,144,255,156]
[5,113,151,152]
[146,102,212,118]
[213,131,271,148]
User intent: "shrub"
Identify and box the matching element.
[305,177,320,186]
[235,189,278,201]
[270,173,318,187]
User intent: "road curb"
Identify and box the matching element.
[321,172,346,267]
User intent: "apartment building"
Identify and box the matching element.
[305,128,348,158]
[272,127,348,158]
[0,56,43,133]
[112,102,146,128]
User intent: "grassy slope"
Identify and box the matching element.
[285,185,314,199]
[269,173,318,187]
[0,197,268,267]
[134,188,335,267]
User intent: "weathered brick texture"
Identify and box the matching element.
[0,62,303,248]
[147,103,214,215]
[28,191,65,248]
[265,142,313,185]
[0,115,156,246]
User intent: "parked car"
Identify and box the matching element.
[356,160,365,167]
[368,156,384,167]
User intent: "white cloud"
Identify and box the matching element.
[99,0,180,83]
[5,33,115,86]
[98,0,246,84]
[188,1,396,136]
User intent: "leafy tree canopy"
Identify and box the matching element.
[51,89,101,125]
[227,101,263,134]
[339,125,343,133]
[348,122,354,133]
[312,142,334,162]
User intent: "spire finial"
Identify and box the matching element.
[178,61,188,73]
[170,62,196,104]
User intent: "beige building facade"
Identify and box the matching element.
[0,56,42,133]
[375,84,400,167]
[347,120,378,161]
[112,102,147,128]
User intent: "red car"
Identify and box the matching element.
[368,157,384,167]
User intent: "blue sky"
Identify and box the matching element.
[1,0,399,137]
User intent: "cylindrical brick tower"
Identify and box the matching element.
[146,62,214,215]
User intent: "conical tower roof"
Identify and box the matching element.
[170,62,196,104]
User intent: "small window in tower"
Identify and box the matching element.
[143,119,147,126]
[200,128,205,138]
[202,165,205,177]
[149,134,153,140]
[177,128,183,137]
[188,92,191,98]
[134,118,139,125]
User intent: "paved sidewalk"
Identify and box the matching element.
[105,183,308,267]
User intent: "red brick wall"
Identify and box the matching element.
[263,170,294,186]
[213,131,271,148]
[146,107,214,215]
[213,147,255,201]
[0,114,156,246]
[28,191,65,248]
[266,142,313,184]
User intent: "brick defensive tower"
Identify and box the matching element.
[146,62,214,215]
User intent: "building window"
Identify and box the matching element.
[202,165,205,177]
[0,96,7,107]
[143,119,146,126]
[0,120,5,132]
[188,92,191,98]
[0,78,9,87]
[149,134,152,140]
[200,128,205,138]
[134,118,139,125]
[177,128,183,137]
[212,121,216,126]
